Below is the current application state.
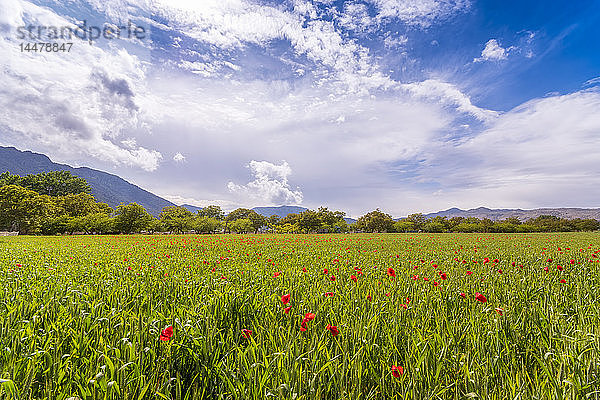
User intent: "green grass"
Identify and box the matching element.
[0,233,599,399]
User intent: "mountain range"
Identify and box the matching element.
[1,146,598,221]
[421,207,600,221]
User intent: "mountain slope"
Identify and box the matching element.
[252,205,308,218]
[421,207,600,221]
[0,146,174,216]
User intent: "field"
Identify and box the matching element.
[0,233,599,400]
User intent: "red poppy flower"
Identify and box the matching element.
[300,313,316,331]
[284,306,291,314]
[560,278,566,284]
[466,271,473,275]
[367,295,372,301]
[460,292,466,298]
[387,267,396,278]
[440,272,447,280]
[324,292,334,297]
[330,275,336,281]
[242,329,253,338]
[326,324,339,337]
[544,266,549,272]
[557,265,563,271]
[483,257,490,264]
[160,326,174,341]
[497,269,502,274]
[391,365,404,378]
[474,292,487,303]
[273,271,281,277]
[323,268,328,274]
[302,267,307,272]
[350,275,357,282]
[281,293,291,304]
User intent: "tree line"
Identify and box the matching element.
[1,171,598,235]
[354,209,600,233]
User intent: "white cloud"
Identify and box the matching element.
[584,76,600,87]
[401,79,499,122]
[338,2,376,32]
[474,39,511,62]
[0,0,24,27]
[228,161,303,205]
[173,152,186,162]
[0,0,162,171]
[410,88,600,211]
[366,0,470,26]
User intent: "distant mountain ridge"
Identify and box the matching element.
[252,205,308,217]
[182,204,203,213]
[0,146,175,216]
[420,207,600,221]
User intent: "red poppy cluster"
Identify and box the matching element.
[300,312,316,331]
[326,324,339,337]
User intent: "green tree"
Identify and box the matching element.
[55,193,100,217]
[19,171,91,196]
[113,203,153,234]
[276,222,299,234]
[71,212,114,234]
[393,220,415,232]
[298,210,321,233]
[356,209,394,232]
[423,221,445,233]
[405,213,427,231]
[159,206,195,233]
[229,218,253,233]
[195,217,223,234]
[226,208,266,233]
[0,185,53,234]
[198,205,225,220]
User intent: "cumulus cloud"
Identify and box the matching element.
[173,152,186,162]
[474,39,511,62]
[228,161,303,205]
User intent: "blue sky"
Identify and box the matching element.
[0,0,599,217]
